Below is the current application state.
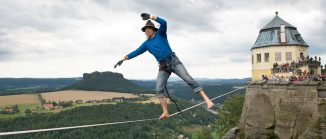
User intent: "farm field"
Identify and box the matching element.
[139,94,161,104]
[0,90,160,106]
[41,90,140,102]
[0,90,161,119]
[0,94,39,106]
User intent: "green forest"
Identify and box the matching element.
[0,73,247,138]
[0,100,215,139]
[0,94,245,139]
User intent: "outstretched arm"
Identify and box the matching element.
[114,43,147,68]
[126,42,147,60]
[151,15,167,34]
[155,16,167,35]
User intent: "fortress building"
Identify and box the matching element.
[251,12,322,81]
[222,12,326,139]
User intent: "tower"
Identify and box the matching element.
[251,12,320,81]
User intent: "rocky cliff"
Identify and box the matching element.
[235,80,326,138]
[64,71,149,94]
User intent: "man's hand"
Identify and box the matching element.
[141,13,150,20]
[114,60,124,68]
[114,56,128,68]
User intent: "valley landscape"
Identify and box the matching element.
[0,71,247,138]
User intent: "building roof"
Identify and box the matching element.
[261,12,296,31]
[252,12,309,49]
[43,103,54,108]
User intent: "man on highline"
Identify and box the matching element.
[115,13,214,120]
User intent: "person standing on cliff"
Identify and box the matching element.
[114,13,214,120]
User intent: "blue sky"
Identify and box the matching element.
[0,0,325,79]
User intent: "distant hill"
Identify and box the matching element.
[131,78,248,103]
[0,75,249,96]
[130,80,156,90]
[131,77,251,89]
[63,71,150,94]
[0,78,80,95]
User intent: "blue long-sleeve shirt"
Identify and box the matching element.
[127,17,172,62]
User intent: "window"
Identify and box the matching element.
[295,34,302,41]
[264,53,269,62]
[275,52,282,61]
[280,25,285,32]
[257,54,261,63]
[300,53,304,59]
[286,52,292,61]
[280,25,286,43]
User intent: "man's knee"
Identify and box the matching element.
[183,76,198,86]
[156,89,166,98]
[193,87,203,93]
[155,93,166,98]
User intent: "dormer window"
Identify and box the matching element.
[295,34,302,41]
[280,24,286,43]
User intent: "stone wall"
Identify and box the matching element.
[238,80,326,139]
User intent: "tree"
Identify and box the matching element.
[215,95,245,138]
[198,127,213,139]
[12,105,19,113]
[37,93,46,104]
[24,109,32,116]
[58,101,73,108]
[51,101,58,106]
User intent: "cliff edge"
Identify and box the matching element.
[230,80,326,138]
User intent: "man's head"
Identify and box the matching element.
[141,20,158,38]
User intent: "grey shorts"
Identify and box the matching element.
[156,53,203,98]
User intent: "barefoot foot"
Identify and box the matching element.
[159,112,170,120]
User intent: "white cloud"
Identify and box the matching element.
[0,0,325,79]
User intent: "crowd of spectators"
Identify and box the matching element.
[273,56,323,74]
[262,74,325,82]
[262,55,326,82]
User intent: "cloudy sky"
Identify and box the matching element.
[0,0,325,79]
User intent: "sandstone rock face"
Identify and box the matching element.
[239,81,326,139]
